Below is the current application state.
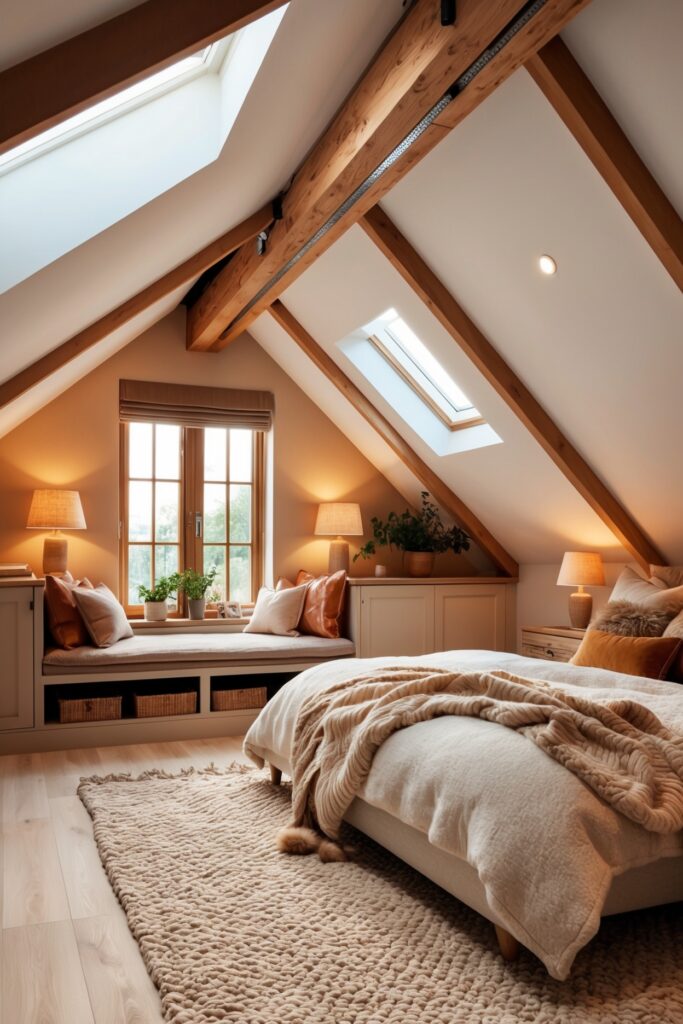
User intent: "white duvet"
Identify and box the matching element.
[244,650,683,979]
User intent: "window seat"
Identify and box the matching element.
[43,632,355,675]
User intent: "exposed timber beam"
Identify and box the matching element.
[0,205,271,411]
[360,204,664,570]
[188,0,592,352]
[269,299,519,577]
[0,0,286,156]
[526,37,683,292]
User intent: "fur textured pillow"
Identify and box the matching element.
[591,600,676,638]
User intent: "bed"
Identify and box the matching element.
[243,649,683,980]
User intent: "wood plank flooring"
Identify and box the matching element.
[0,736,250,1024]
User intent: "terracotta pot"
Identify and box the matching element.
[188,598,206,620]
[404,551,435,577]
[144,601,168,622]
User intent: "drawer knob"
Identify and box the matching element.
[545,648,555,658]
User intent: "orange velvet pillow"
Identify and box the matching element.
[44,574,94,649]
[295,569,347,639]
[570,629,681,680]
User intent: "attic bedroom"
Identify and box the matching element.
[0,0,681,1021]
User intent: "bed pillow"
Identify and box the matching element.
[295,569,347,639]
[244,584,308,637]
[650,565,683,588]
[570,629,681,680]
[591,600,676,637]
[72,584,134,647]
[44,573,95,649]
[609,567,683,613]
[663,611,683,683]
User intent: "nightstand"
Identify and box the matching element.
[521,626,585,662]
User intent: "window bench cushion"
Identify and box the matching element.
[43,632,355,675]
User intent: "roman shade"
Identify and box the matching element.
[119,379,274,430]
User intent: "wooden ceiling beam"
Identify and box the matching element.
[0,0,286,156]
[188,0,593,353]
[526,37,683,291]
[360,204,664,570]
[269,299,519,578]
[0,205,271,412]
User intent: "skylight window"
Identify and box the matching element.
[0,38,232,174]
[365,309,481,430]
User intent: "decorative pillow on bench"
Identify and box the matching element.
[44,572,94,649]
[72,583,134,647]
[244,583,309,637]
[276,569,347,639]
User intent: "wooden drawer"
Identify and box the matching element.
[521,630,582,663]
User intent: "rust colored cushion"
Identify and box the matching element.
[295,569,347,639]
[44,574,94,649]
[570,629,681,680]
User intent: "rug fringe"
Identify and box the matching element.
[77,760,255,791]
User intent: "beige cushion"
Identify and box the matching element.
[650,565,683,588]
[610,567,668,604]
[72,584,134,647]
[244,584,308,637]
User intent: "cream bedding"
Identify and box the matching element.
[244,650,683,980]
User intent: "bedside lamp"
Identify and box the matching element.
[27,489,86,576]
[314,502,363,574]
[557,551,605,629]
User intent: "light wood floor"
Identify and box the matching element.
[0,736,252,1024]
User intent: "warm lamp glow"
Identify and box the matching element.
[556,551,605,587]
[314,502,363,537]
[27,489,86,530]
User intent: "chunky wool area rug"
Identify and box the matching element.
[78,766,683,1024]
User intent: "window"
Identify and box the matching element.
[120,423,264,614]
[365,308,482,430]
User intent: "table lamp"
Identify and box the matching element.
[556,551,605,629]
[314,502,363,574]
[27,489,87,576]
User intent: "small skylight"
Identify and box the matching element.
[365,308,480,430]
[0,38,231,174]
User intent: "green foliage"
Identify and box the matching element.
[173,567,218,600]
[354,492,470,560]
[137,575,177,603]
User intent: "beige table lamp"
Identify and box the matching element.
[557,551,605,629]
[315,502,363,574]
[27,489,86,576]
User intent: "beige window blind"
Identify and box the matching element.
[119,379,274,430]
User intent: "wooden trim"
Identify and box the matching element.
[360,204,663,570]
[188,0,592,351]
[0,205,271,412]
[0,0,286,156]
[268,300,518,577]
[526,37,683,291]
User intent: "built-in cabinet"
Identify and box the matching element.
[348,578,516,658]
[0,582,38,731]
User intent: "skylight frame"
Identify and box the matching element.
[0,35,236,176]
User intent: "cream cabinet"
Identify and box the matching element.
[0,583,37,732]
[348,579,516,659]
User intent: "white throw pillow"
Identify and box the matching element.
[244,584,308,637]
[650,565,683,589]
[610,567,683,614]
[72,583,134,647]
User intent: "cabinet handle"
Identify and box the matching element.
[545,648,555,658]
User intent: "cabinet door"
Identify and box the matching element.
[434,585,508,652]
[359,586,435,658]
[0,588,34,731]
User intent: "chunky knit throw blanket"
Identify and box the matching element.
[288,667,683,840]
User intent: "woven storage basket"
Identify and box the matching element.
[58,696,122,723]
[211,687,267,712]
[133,691,197,718]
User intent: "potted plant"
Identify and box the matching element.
[173,567,218,620]
[137,575,176,621]
[354,492,470,577]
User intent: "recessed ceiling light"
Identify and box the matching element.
[539,254,557,275]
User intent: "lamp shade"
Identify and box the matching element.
[314,502,363,537]
[27,489,86,530]
[557,551,605,587]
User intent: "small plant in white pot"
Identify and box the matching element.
[138,576,176,621]
[174,567,218,620]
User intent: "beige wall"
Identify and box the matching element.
[0,308,475,592]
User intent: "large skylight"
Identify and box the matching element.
[365,308,480,429]
[0,40,232,175]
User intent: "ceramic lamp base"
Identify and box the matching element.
[43,536,68,576]
[328,539,350,575]
[568,590,592,629]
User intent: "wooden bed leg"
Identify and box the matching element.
[269,764,282,786]
[494,925,520,962]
